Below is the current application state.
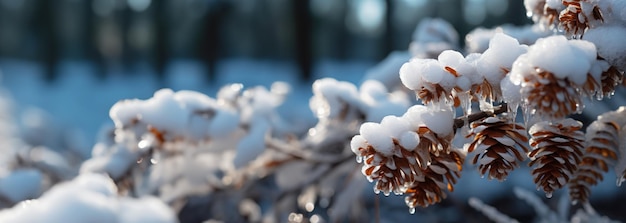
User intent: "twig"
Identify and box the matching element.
[453,103,508,130]
[265,138,354,163]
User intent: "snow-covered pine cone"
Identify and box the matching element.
[399,50,478,107]
[510,36,601,120]
[528,119,585,198]
[351,124,421,196]
[559,0,604,38]
[351,124,454,196]
[599,64,623,98]
[569,120,620,203]
[522,69,584,119]
[525,0,562,30]
[466,116,530,181]
[415,126,454,169]
[404,149,464,210]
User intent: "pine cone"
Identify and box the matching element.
[522,69,583,119]
[559,0,604,38]
[352,124,455,196]
[415,126,454,169]
[599,65,623,98]
[569,120,620,203]
[404,149,464,210]
[416,84,448,105]
[559,0,588,37]
[528,119,585,198]
[353,136,418,196]
[526,0,560,29]
[473,79,503,105]
[467,116,529,181]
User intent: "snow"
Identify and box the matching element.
[398,131,420,151]
[409,18,459,58]
[0,173,176,223]
[477,33,528,87]
[465,24,551,54]
[379,115,411,138]
[359,122,394,156]
[310,78,363,120]
[350,135,368,156]
[523,35,597,85]
[403,105,454,137]
[399,51,476,102]
[233,119,269,168]
[583,25,626,72]
[80,144,140,179]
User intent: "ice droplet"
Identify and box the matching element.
[617,176,625,187]
[138,138,153,150]
[545,191,553,198]
[305,202,315,212]
[409,207,416,214]
[356,155,363,163]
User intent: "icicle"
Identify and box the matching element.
[617,176,625,187]
[545,191,553,199]
[356,155,363,163]
[409,207,416,214]
[479,95,494,112]
[507,102,519,123]
[373,187,381,194]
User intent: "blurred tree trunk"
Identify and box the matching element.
[154,0,168,80]
[199,1,229,82]
[293,0,312,81]
[37,1,57,82]
[383,0,394,59]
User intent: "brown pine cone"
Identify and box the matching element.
[467,116,529,181]
[526,0,560,29]
[522,69,583,119]
[528,119,585,198]
[559,0,588,37]
[599,65,623,98]
[415,126,454,169]
[404,149,464,211]
[416,84,448,105]
[569,120,620,203]
[353,137,418,196]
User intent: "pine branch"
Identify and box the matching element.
[453,103,508,130]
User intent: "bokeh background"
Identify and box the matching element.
[1,0,625,222]
[0,0,527,80]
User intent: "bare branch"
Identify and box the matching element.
[453,104,508,130]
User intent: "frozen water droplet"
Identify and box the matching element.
[356,156,363,163]
[383,190,391,196]
[545,191,553,198]
[138,139,153,150]
[308,128,317,137]
[374,187,381,194]
[305,202,315,212]
[617,176,625,187]
[409,207,416,214]
[150,158,158,164]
